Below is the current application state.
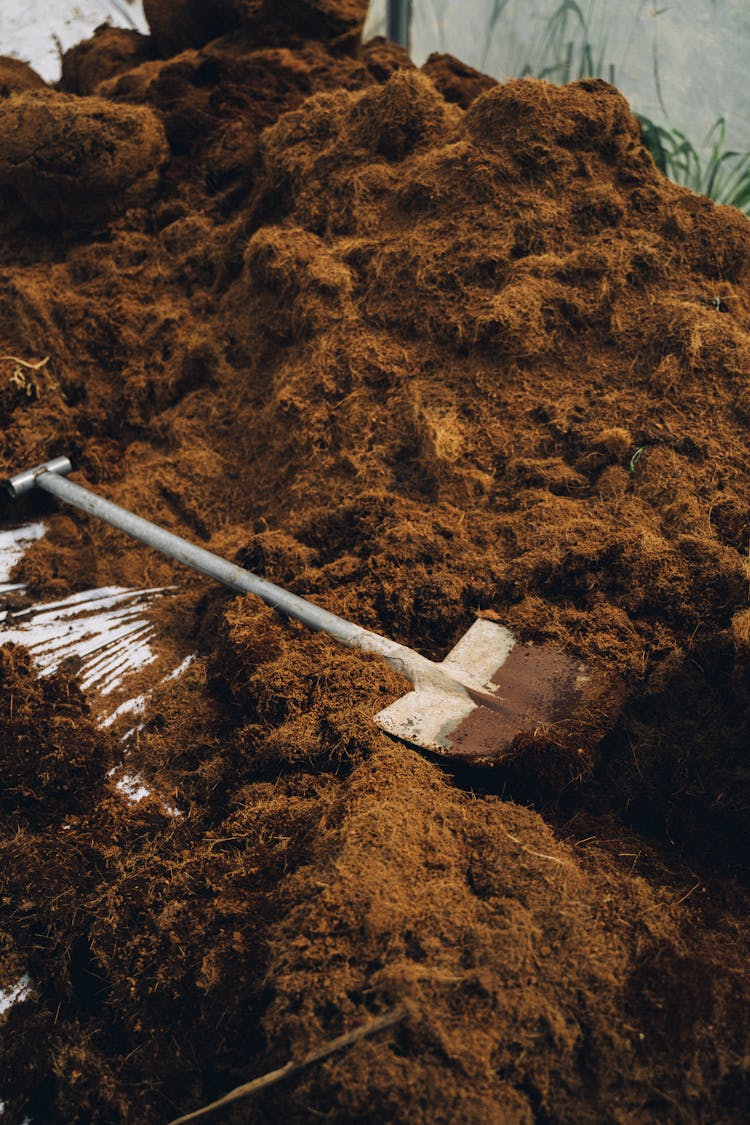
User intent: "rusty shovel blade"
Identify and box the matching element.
[374,619,620,769]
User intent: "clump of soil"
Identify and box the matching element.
[1,3,750,1122]
[422,50,497,107]
[143,0,240,55]
[0,91,168,223]
[0,57,46,94]
[259,746,747,1123]
[61,25,155,95]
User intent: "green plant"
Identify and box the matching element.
[628,446,645,475]
[519,0,615,85]
[637,115,750,213]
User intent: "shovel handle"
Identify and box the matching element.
[4,458,374,649]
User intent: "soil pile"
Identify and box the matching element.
[1,1,750,1122]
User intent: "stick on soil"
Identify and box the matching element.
[166,1006,406,1124]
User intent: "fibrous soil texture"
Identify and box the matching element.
[1,1,750,1121]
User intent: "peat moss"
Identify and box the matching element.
[1,1,750,1121]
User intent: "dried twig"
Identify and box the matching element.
[0,355,49,370]
[505,830,572,867]
[673,881,701,907]
[166,1006,406,1125]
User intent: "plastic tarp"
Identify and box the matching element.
[0,0,146,82]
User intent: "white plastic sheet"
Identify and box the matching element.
[0,526,192,813]
[0,0,147,82]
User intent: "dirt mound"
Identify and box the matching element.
[218,67,750,844]
[1,4,750,1122]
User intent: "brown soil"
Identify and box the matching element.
[60,26,155,96]
[0,57,47,95]
[1,2,749,1122]
[0,91,168,224]
[421,51,497,108]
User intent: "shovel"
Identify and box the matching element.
[4,457,618,767]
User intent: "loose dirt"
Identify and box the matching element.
[1,1,749,1121]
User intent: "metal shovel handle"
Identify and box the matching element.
[4,458,369,647]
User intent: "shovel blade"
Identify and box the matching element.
[374,619,620,770]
